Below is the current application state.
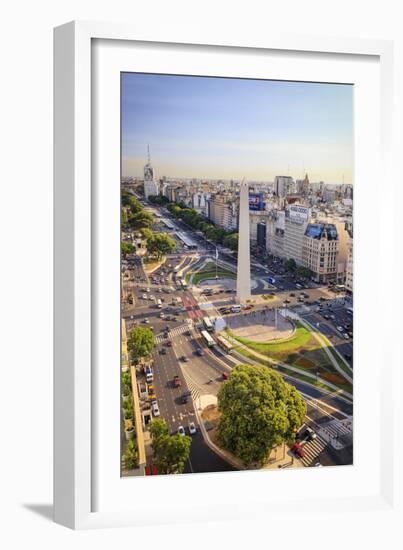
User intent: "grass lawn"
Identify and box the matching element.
[228,322,353,393]
[188,261,236,285]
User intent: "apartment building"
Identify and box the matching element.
[303,223,339,283]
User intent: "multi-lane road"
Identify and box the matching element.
[122,205,353,470]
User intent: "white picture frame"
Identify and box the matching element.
[54,21,398,531]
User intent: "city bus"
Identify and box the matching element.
[216,335,233,354]
[203,316,214,332]
[201,330,215,347]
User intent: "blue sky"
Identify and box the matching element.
[121,73,353,183]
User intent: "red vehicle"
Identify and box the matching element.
[222,372,229,380]
[291,442,305,458]
[173,375,181,388]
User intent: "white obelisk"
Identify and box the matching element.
[236,180,251,302]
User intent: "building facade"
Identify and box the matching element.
[207,193,238,230]
[303,223,339,283]
[283,204,311,265]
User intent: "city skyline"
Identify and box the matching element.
[122,73,353,184]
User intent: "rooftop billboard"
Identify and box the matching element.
[249,193,266,211]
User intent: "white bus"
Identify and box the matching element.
[201,330,215,347]
[216,335,233,354]
[203,316,214,332]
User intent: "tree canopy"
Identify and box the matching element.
[150,419,191,474]
[217,364,306,466]
[121,241,135,257]
[127,326,155,363]
[223,233,239,251]
[127,210,154,230]
[121,192,142,214]
[285,258,297,272]
[296,266,312,279]
[146,232,176,259]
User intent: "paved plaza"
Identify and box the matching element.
[227,308,295,342]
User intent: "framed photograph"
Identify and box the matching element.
[54,21,397,530]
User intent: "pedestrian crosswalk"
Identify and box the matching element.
[299,436,328,467]
[317,417,353,449]
[180,368,209,401]
[155,323,192,344]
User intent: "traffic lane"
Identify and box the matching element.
[178,346,225,394]
[152,347,197,434]
[282,375,353,416]
[184,430,235,473]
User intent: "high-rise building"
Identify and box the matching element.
[236,181,251,302]
[274,176,294,198]
[143,146,159,199]
[208,193,238,230]
[284,204,311,265]
[303,223,339,283]
[266,210,285,258]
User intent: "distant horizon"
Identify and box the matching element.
[122,73,353,184]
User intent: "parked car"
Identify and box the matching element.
[181,394,189,404]
[173,375,181,388]
[222,372,229,380]
[196,348,204,356]
[151,400,160,417]
[177,426,185,437]
[188,422,197,435]
[291,442,305,458]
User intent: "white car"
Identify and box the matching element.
[177,426,185,437]
[188,422,197,435]
[146,288,150,293]
[336,326,344,332]
[151,400,160,417]
[342,333,350,340]
[144,318,150,324]
[142,294,147,300]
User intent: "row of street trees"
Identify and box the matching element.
[165,202,239,250]
[121,191,176,259]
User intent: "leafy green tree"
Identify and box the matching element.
[127,211,153,230]
[121,192,142,213]
[140,227,154,241]
[285,258,297,272]
[147,233,176,259]
[150,419,191,474]
[223,233,239,251]
[217,364,306,466]
[148,194,170,206]
[123,439,138,470]
[121,241,135,257]
[127,326,155,363]
[296,266,312,279]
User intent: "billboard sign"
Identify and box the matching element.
[249,193,266,211]
[288,205,310,224]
